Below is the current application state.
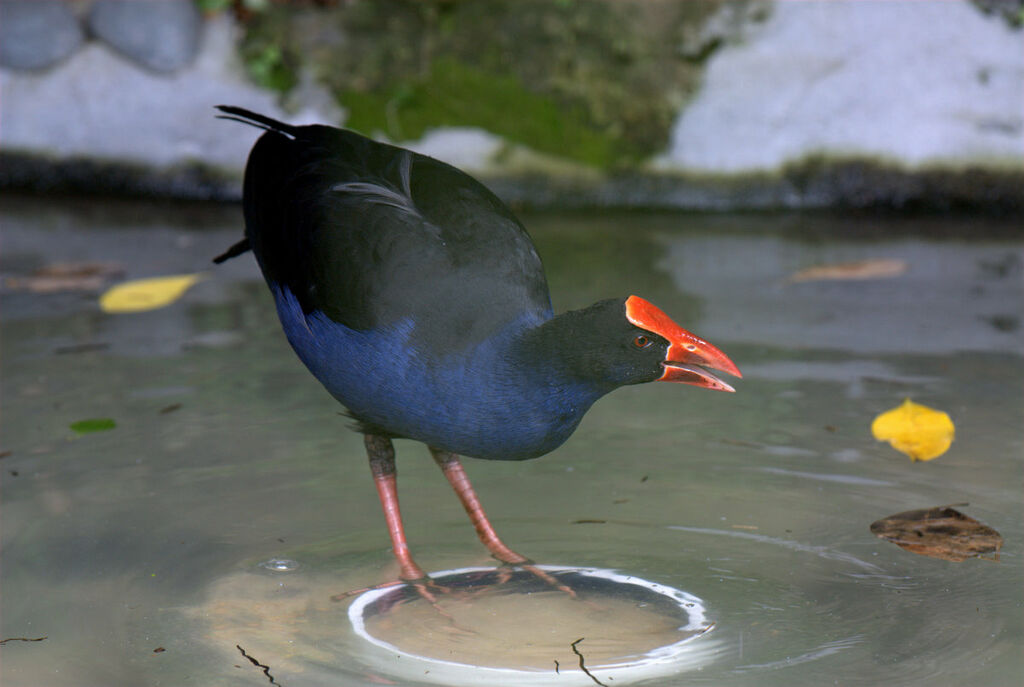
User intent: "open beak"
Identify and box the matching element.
[661,338,741,392]
[626,295,742,392]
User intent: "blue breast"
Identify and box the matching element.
[270,283,603,460]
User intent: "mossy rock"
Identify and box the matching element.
[237,0,724,169]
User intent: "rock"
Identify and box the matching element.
[1,1,1021,209]
[0,14,338,171]
[677,0,771,62]
[661,0,1024,173]
[0,0,84,71]
[88,0,202,73]
[403,128,505,172]
[971,0,1024,27]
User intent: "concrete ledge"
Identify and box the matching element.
[4,150,1021,214]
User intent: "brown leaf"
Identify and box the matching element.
[870,506,1003,562]
[788,258,907,283]
[4,262,124,293]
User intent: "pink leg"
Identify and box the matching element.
[429,448,531,565]
[365,434,429,582]
[430,448,576,596]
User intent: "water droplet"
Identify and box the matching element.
[260,558,299,572]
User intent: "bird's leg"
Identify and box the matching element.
[430,447,577,597]
[365,434,429,583]
[338,435,477,630]
[429,447,531,566]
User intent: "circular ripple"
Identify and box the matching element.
[348,565,721,686]
[259,558,300,572]
[152,526,1017,687]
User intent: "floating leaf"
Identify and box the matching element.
[788,258,907,283]
[99,273,204,313]
[70,418,116,434]
[870,506,1002,562]
[871,398,954,462]
[4,262,123,293]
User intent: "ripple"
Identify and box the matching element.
[349,566,721,686]
[756,466,896,486]
[667,526,885,572]
[665,524,1017,685]
[157,526,1017,687]
[734,635,865,672]
[258,558,300,572]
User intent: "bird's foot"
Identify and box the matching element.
[492,560,579,599]
[330,574,450,603]
[334,575,479,634]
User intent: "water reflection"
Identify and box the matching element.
[655,230,1022,355]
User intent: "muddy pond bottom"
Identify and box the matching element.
[349,566,717,686]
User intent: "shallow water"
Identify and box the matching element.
[1,197,1021,686]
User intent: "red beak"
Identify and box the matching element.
[625,295,742,392]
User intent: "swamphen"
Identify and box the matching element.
[214,106,741,584]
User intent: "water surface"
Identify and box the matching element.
[1,198,1021,686]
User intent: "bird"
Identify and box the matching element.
[213,105,741,586]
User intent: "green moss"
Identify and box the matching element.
[341,58,619,167]
[238,9,298,93]
[194,0,232,12]
[236,0,720,169]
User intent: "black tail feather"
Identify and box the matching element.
[213,238,251,264]
[214,105,297,137]
[212,106,294,265]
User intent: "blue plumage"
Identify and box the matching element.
[272,281,601,460]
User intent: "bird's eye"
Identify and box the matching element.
[633,335,651,349]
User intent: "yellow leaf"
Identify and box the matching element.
[99,273,204,313]
[871,398,954,462]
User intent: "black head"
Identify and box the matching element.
[522,297,742,393]
[555,298,674,387]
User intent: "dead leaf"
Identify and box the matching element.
[870,506,1002,562]
[4,262,123,293]
[871,398,954,462]
[99,273,204,313]
[787,258,907,283]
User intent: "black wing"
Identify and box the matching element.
[217,107,552,352]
